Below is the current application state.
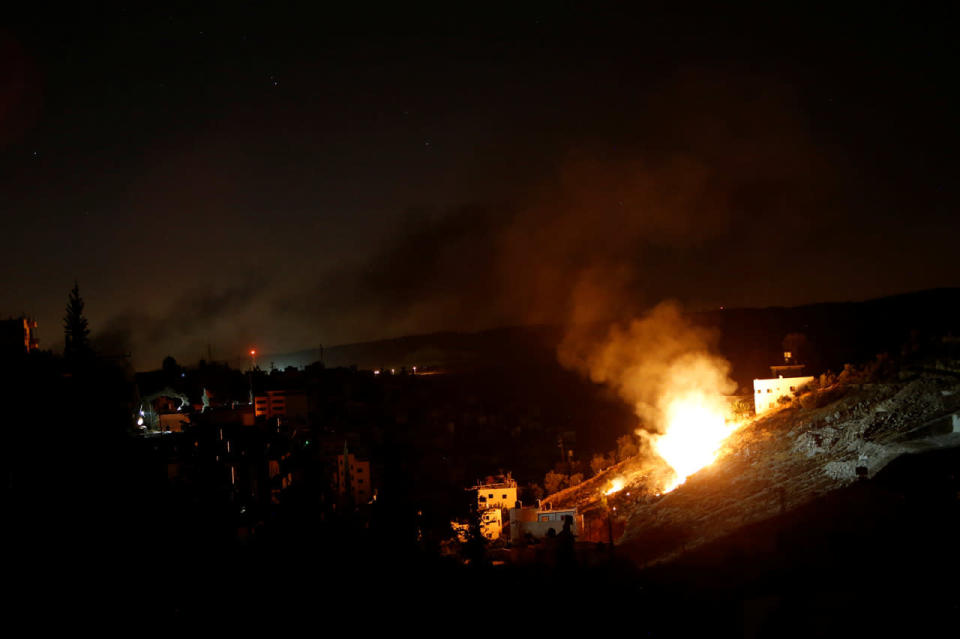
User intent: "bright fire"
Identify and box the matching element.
[646,391,743,492]
[604,477,625,495]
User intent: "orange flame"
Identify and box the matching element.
[604,477,626,495]
[644,390,742,492]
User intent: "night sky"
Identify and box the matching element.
[1,3,957,369]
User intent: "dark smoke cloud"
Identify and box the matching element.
[109,68,940,369]
[98,277,265,368]
[273,69,837,343]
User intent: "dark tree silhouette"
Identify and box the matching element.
[162,355,180,379]
[64,281,91,360]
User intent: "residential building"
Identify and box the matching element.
[509,505,583,543]
[254,390,309,420]
[336,451,372,504]
[480,508,502,540]
[471,475,518,511]
[753,352,815,415]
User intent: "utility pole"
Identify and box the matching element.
[249,349,256,405]
[601,493,615,558]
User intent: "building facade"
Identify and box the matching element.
[753,376,815,414]
[254,390,309,420]
[509,505,583,543]
[472,476,518,511]
[336,452,372,504]
[753,351,816,416]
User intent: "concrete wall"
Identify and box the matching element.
[255,390,309,419]
[509,507,582,543]
[336,453,372,503]
[480,508,502,540]
[159,412,190,432]
[477,485,517,511]
[753,376,815,415]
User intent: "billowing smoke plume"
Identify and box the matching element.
[559,302,742,489]
[558,301,736,433]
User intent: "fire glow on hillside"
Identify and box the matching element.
[602,392,743,498]
[560,302,745,498]
[647,391,743,492]
[604,477,625,495]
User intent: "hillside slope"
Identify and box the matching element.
[610,369,960,566]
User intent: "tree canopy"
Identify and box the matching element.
[64,281,91,360]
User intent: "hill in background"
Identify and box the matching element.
[247,288,960,388]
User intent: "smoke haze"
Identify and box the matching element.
[558,301,737,434]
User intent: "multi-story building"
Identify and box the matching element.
[254,390,309,420]
[753,352,815,415]
[471,475,518,511]
[335,451,372,504]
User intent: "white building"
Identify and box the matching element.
[509,505,582,543]
[753,352,814,415]
[753,376,815,414]
[472,476,518,511]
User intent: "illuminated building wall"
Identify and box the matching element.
[509,506,582,543]
[753,376,815,415]
[336,453,372,503]
[475,481,517,511]
[254,390,309,419]
[480,508,502,540]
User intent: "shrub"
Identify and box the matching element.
[544,471,567,494]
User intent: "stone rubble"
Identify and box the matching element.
[605,373,960,566]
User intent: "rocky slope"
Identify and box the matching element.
[614,371,960,566]
[539,365,960,565]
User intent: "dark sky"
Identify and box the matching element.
[1,3,957,369]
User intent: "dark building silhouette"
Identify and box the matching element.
[0,316,39,355]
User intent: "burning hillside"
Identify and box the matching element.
[559,302,741,494]
[550,301,960,568]
[544,364,960,567]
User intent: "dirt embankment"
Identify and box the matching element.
[614,374,960,566]
[540,370,960,563]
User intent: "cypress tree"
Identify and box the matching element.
[64,281,91,360]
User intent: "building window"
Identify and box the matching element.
[502,494,507,499]
[488,493,494,498]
